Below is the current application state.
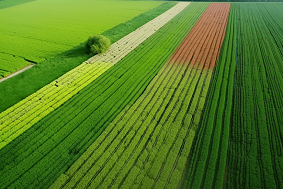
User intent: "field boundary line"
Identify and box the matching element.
[0,64,34,83]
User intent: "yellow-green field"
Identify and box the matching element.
[0,0,162,78]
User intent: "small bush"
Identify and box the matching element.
[86,35,111,55]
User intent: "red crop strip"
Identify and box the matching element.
[170,4,217,66]
[168,3,231,70]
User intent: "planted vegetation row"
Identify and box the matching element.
[227,3,283,188]
[49,3,230,189]
[257,3,283,60]
[0,3,198,189]
[0,2,187,150]
[0,62,112,149]
[183,8,236,188]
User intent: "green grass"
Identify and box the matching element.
[0,0,162,77]
[0,0,34,10]
[0,1,177,113]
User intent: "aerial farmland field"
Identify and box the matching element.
[0,0,283,188]
[0,0,163,78]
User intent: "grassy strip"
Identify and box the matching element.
[0,2,189,188]
[0,1,177,113]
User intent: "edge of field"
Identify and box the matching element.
[0,1,177,114]
[0,0,35,10]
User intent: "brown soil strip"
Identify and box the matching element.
[169,3,230,70]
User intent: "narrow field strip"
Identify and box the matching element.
[49,3,230,189]
[227,3,283,188]
[0,2,189,150]
[183,8,236,188]
[0,3,198,189]
[0,62,112,149]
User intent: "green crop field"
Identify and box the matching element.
[0,0,162,78]
[0,0,35,10]
[0,1,283,189]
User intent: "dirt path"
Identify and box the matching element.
[0,64,34,83]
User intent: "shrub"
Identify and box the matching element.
[86,35,111,55]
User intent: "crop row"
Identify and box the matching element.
[49,3,231,189]
[0,3,197,189]
[169,3,229,70]
[184,7,235,188]
[0,2,188,150]
[227,3,283,188]
[257,3,283,70]
[0,62,112,149]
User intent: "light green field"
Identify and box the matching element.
[0,0,162,78]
